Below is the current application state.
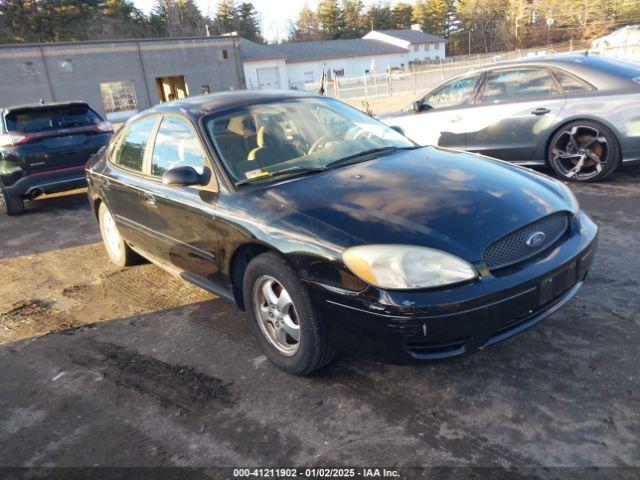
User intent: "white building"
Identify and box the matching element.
[239,29,446,91]
[363,28,447,63]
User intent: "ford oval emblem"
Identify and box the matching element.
[526,231,546,249]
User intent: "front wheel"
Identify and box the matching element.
[548,121,620,182]
[98,202,137,267]
[243,252,336,375]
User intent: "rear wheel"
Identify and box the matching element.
[243,252,336,375]
[0,188,24,216]
[548,120,620,182]
[98,202,137,267]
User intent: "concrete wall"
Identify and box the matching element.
[0,37,245,120]
[243,58,289,90]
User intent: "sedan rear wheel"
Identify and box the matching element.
[548,121,620,182]
[243,252,336,375]
[0,187,24,216]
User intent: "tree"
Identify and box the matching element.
[364,2,393,31]
[215,0,236,33]
[316,0,344,39]
[342,0,366,38]
[288,5,323,41]
[150,0,206,38]
[391,2,414,29]
[235,2,262,42]
[412,0,455,38]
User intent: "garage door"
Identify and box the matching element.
[257,67,281,90]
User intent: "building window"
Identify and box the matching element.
[333,68,345,77]
[220,49,229,60]
[425,43,431,51]
[100,80,138,114]
[58,59,74,73]
[413,44,419,52]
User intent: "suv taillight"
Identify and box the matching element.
[96,121,114,133]
[0,133,29,147]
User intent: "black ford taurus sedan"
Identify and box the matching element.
[86,91,597,375]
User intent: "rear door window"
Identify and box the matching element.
[151,116,206,176]
[552,70,593,93]
[5,105,102,133]
[114,116,158,172]
[480,68,559,104]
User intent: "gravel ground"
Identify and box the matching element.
[0,167,639,476]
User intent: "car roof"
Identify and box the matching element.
[456,54,640,90]
[132,90,319,123]
[2,100,91,114]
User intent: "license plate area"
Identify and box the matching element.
[539,261,577,306]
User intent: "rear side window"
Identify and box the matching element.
[481,68,558,104]
[151,116,206,176]
[5,105,102,133]
[114,116,157,171]
[553,70,592,93]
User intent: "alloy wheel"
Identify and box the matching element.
[551,125,609,181]
[253,275,300,356]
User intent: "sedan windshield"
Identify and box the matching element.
[204,97,414,185]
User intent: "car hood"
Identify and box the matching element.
[256,146,574,263]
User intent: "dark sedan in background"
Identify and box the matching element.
[87,91,597,375]
[0,101,113,215]
[386,54,640,182]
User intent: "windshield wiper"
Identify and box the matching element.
[235,166,326,186]
[325,146,418,169]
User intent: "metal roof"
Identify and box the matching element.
[239,39,286,61]
[371,29,446,44]
[267,39,408,63]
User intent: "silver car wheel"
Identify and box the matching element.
[101,207,123,261]
[253,275,300,356]
[551,125,609,181]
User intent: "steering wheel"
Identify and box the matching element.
[349,127,375,141]
[308,134,336,154]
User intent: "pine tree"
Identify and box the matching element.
[316,0,344,39]
[236,2,262,42]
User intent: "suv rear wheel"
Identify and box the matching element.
[243,252,336,375]
[0,188,24,216]
[98,202,137,267]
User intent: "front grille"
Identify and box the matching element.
[483,213,569,271]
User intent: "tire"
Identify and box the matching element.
[0,188,24,216]
[243,252,337,375]
[98,202,137,267]
[547,120,620,183]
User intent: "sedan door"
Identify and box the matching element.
[138,114,224,287]
[103,115,160,249]
[390,72,483,148]
[464,67,567,163]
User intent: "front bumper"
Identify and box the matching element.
[306,211,598,363]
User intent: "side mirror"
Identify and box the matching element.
[411,101,423,113]
[390,125,405,136]
[162,166,202,187]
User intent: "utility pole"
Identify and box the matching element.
[468,30,471,56]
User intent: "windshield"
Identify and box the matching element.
[204,97,414,184]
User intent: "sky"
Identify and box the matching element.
[131,0,404,43]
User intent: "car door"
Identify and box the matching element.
[465,67,567,162]
[390,72,483,148]
[140,114,223,285]
[103,115,160,249]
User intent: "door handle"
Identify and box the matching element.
[450,116,463,123]
[531,108,551,116]
[142,192,156,207]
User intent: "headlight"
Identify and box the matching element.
[342,245,477,290]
